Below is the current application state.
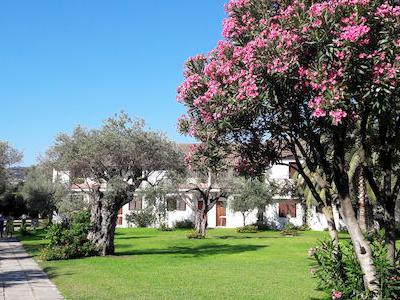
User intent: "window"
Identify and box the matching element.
[177,199,186,211]
[197,200,204,210]
[129,197,142,211]
[279,200,297,218]
[166,198,186,211]
[289,162,298,179]
[167,197,177,211]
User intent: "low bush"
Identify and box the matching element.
[313,231,400,299]
[126,210,156,228]
[19,219,30,236]
[173,219,195,229]
[158,224,174,231]
[280,223,299,236]
[237,225,258,233]
[186,230,205,239]
[40,211,98,261]
[297,224,310,231]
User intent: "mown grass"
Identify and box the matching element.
[19,228,336,300]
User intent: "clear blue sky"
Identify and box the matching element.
[0,0,227,166]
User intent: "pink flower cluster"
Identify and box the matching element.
[309,2,334,17]
[329,109,347,125]
[339,24,370,42]
[222,11,256,39]
[225,0,250,12]
[375,2,400,18]
[332,290,343,299]
[176,73,204,102]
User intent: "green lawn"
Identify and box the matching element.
[20,228,334,300]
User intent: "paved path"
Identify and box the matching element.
[0,238,63,300]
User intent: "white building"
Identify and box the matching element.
[54,152,344,231]
[116,156,344,231]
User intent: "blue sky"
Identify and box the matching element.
[0,0,227,166]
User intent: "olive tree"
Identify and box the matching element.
[230,177,277,226]
[0,141,22,192]
[47,113,183,255]
[21,166,66,221]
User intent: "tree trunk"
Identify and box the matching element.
[242,212,246,226]
[195,210,207,236]
[339,194,379,294]
[333,129,379,295]
[358,170,368,232]
[87,195,119,256]
[322,205,339,248]
[383,200,396,264]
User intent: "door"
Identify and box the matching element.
[117,208,123,225]
[216,201,226,227]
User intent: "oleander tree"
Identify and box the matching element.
[177,0,399,293]
[47,112,184,255]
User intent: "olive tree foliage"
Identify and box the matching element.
[0,141,22,192]
[229,177,277,226]
[46,112,184,255]
[21,166,67,220]
[137,182,171,228]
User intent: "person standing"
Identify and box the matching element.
[0,214,4,238]
[5,216,14,238]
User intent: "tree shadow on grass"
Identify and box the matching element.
[0,267,73,289]
[115,236,151,240]
[115,243,267,257]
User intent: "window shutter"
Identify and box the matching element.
[177,199,186,211]
[279,200,297,217]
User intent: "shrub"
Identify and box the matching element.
[158,224,174,231]
[186,230,205,239]
[19,219,30,236]
[280,223,299,236]
[173,219,195,229]
[40,211,98,261]
[313,232,400,299]
[254,220,277,231]
[237,225,258,233]
[126,210,156,228]
[297,224,310,231]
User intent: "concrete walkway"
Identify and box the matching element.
[0,238,63,300]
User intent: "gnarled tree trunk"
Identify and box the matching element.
[195,209,207,236]
[87,192,120,256]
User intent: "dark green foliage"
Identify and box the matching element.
[173,219,195,229]
[126,210,156,228]
[280,223,299,236]
[19,218,29,236]
[40,211,98,260]
[186,230,206,239]
[313,232,400,299]
[237,225,258,233]
[0,187,27,217]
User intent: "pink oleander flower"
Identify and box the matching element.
[375,3,400,18]
[225,0,250,13]
[339,24,370,42]
[329,109,347,125]
[332,290,343,299]
[312,107,327,117]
